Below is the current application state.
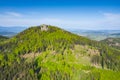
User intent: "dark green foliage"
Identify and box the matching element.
[0,25,120,80]
[0,60,38,80]
[0,35,8,42]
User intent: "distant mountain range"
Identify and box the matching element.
[0,26,27,37]
[69,29,120,41]
[0,26,120,40]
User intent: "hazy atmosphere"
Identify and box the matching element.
[0,0,120,30]
[0,0,120,80]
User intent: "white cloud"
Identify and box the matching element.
[103,13,120,20]
[0,17,63,27]
[0,12,22,18]
[5,12,22,17]
[0,11,120,30]
[101,13,120,28]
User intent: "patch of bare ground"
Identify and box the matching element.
[74,45,100,57]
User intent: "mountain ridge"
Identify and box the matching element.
[0,24,120,80]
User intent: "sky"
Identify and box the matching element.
[0,0,120,30]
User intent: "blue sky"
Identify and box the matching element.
[0,0,120,30]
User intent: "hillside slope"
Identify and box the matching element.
[0,24,120,80]
[0,35,8,42]
[101,38,120,50]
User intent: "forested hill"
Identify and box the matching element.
[0,24,120,80]
[101,38,120,50]
[0,24,96,54]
